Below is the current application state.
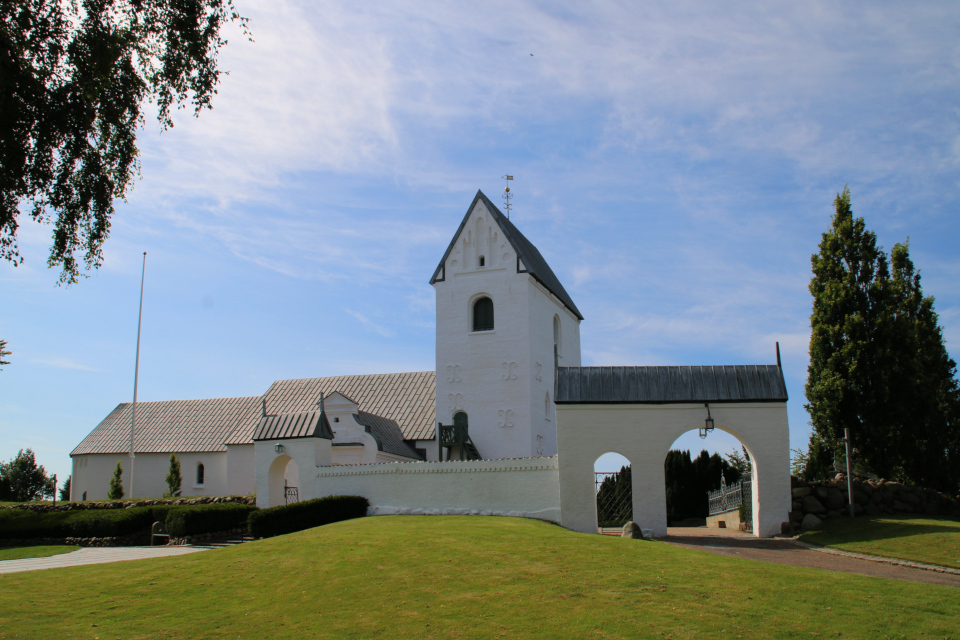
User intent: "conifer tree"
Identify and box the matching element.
[805,188,960,490]
[107,462,125,500]
[165,454,182,498]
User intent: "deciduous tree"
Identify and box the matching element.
[1,0,249,283]
[0,448,53,502]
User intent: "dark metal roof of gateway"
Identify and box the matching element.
[252,410,334,441]
[555,365,788,404]
[429,190,583,320]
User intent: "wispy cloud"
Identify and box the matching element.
[344,309,395,338]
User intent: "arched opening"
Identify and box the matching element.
[472,297,494,331]
[594,452,632,533]
[267,455,301,506]
[663,428,754,533]
[196,463,205,486]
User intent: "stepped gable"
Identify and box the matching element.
[429,190,583,320]
[228,371,437,444]
[71,396,263,455]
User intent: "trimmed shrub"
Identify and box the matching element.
[166,503,257,537]
[0,504,250,541]
[248,495,368,539]
[0,507,156,540]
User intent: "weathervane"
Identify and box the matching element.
[502,174,513,218]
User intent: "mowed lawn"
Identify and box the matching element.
[1,516,959,640]
[0,545,79,561]
[798,515,960,569]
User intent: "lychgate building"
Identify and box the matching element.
[70,190,792,537]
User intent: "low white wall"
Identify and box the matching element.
[310,456,561,522]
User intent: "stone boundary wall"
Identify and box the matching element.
[0,496,256,514]
[788,474,960,532]
[311,456,561,521]
[0,532,149,548]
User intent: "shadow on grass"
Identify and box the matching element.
[800,515,960,546]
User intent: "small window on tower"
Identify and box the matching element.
[479,256,485,267]
[473,297,494,331]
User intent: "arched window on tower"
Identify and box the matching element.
[196,463,205,486]
[473,297,494,332]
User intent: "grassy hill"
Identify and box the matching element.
[1,516,958,639]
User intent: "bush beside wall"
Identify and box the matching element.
[248,495,369,539]
[0,502,258,543]
[166,503,257,537]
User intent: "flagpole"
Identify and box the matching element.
[130,252,147,499]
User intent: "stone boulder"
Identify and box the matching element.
[621,522,643,539]
[802,495,826,514]
[792,487,812,498]
[825,488,845,509]
[800,513,823,531]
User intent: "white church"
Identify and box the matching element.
[71,191,792,538]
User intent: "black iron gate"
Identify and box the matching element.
[596,468,632,530]
[284,481,299,505]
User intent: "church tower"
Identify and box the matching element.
[430,191,582,460]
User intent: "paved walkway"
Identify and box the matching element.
[664,527,960,588]
[0,546,209,575]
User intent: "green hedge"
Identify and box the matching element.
[0,504,255,540]
[248,495,368,539]
[0,506,167,540]
[166,503,257,537]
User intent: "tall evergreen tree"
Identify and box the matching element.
[107,461,124,500]
[164,454,182,498]
[805,188,960,490]
[888,242,960,490]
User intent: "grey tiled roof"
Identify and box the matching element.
[430,190,583,320]
[555,365,788,404]
[354,411,423,459]
[71,396,263,455]
[245,372,437,443]
[252,410,334,441]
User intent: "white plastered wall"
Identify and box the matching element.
[254,437,332,508]
[311,456,561,522]
[434,198,581,460]
[556,403,790,538]
[70,451,230,500]
[526,278,581,457]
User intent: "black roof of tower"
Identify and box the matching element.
[430,190,583,320]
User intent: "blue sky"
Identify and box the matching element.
[3,0,959,483]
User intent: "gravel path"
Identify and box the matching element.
[0,546,209,575]
[664,527,960,588]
